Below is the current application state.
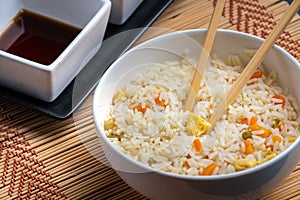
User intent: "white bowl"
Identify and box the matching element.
[109,0,143,25]
[0,0,111,102]
[93,29,300,199]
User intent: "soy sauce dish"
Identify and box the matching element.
[109,0,144,25]
[93,29,300,200]
[0,0,111,102]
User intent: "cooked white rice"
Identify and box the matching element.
[103,53,300,175]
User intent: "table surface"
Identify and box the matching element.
[0,0,299,199]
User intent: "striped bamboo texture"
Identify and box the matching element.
[0,0,299,199]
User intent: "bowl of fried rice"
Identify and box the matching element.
[93,29,300,200]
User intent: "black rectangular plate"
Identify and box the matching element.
[0,0,173,119]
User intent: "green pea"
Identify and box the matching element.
[272,118,280,128]
[242,131,252,140]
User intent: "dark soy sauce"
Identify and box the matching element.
[0,9,81,65]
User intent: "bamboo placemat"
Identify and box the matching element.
[0,0,299,199]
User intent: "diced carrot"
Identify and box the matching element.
[250,123,272,138]
[209,103,214,109]
[184,160,190,168]
[266,145,273,150]
[249,116,258,126]
[202,163,217,175]
[240,116,257,126]
[250,123,260,131]
[244,140,254,154]
[272,135,282,143]
[257,129,272,138]
[272,94,286,108]
[155,96,167,108]
[241,118,248,125]
[134,104,150,114]
[193,139,202,152]
[250,71,263,79]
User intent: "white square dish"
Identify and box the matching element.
[0,0,111,102]
[109,0,143,25]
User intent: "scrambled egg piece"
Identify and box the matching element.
[186,113,211,136]
[113,89,125,104]
[233,158,257,171]
[104,118,115,130]
[288,137,296,142]
[234,150,277,171]
[259,150,276,164]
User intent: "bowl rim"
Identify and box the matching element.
[93,28,300,180]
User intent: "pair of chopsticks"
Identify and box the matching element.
[184,0,300,133]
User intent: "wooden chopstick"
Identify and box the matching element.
[207,0,300,132]
[184,0,226,111]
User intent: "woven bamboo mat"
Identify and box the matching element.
[0,0,299,199]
